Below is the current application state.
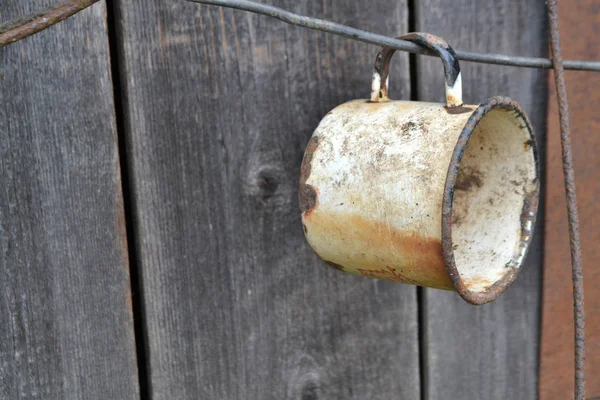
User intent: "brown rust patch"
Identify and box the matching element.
[305,211,453,290]
[510,179,522,187]
[454,168,484,191]
[458,267,518,305]
[401,121,418,136]
[363,100,391,111]
[519,189,539,238]
[523,139,534,150]
[445,105,474,115]
[356,266,420,285]
[451,211,464,227]
[299,184,318,215]
[399,32,449,48]
[324,261,345,272]
[444,93,466,108]
[420,32,448,47]
[299,136,320,215]
[461,276,493,289]
[305,135,319,154]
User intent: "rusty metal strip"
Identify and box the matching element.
[0,0,99,48]
[546,0,586,398]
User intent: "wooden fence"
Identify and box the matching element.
[0,0,549,399]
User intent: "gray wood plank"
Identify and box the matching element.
[414,1,547,399]
[113,1,420,398]
[0,2,139,399]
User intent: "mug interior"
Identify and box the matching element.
[443,97,539,304]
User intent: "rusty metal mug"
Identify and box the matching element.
[298,33,539,304]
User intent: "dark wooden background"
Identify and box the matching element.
[0,0,551,399]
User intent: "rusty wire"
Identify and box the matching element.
[2,0,600,72]
[0,0,99,48]
[546,1,586,398]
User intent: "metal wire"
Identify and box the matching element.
[0,0,99,48]
[546,1,586,398]
[1,0,599,71]
[186,0,600,71]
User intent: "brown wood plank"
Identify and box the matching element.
[113,1,421,398]
[0,1,139,399]
[540,1,600,398]
[415,1,548,398]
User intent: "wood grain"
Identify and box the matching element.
[415,1,548,398]
[0,1,139,399]
[540,1,600,398]
[113,0,421,398]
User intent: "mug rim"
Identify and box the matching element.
[441,96,540,305]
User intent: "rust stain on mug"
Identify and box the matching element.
[324,260,345,272]
[304,210,453,290]
[299,136,319,215]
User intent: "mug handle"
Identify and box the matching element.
[370,32,463,108]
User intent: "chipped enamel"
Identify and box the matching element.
[370,72,382,102]
[445,72,463,106]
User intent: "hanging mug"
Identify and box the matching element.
[299,33,539,305]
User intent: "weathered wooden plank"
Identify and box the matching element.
[0,2,139,399]
[113,1,420,398]
[540,1,600,398]
[415,1,547,398]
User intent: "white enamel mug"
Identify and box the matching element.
[299,33,539,304]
